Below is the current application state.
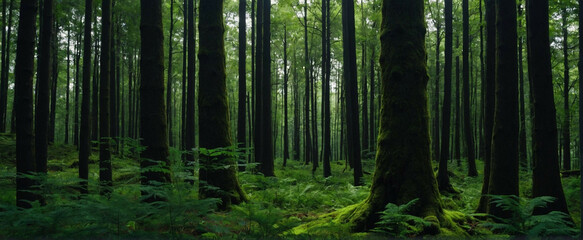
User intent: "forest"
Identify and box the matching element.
[0,0,581,238]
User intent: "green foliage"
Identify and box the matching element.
[372,199,432,237]
[476,195,579,237]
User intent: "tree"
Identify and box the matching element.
[462,0,477,177]
[526,0,570,216]
[342,0,363,186]
[100,0,113,195]
[437,0,454,193]
[15,0,38,209]
[35,0,54,185]
[198,0,247,210]
[140,0,171,202]
[79,0,93,194]
[488,0,519,218]
[65,28,71,144]
[518,2,527,169]
[185,0,196,179]
[283,24,290,167]
[0,0,10,132]
[561,7,571,171]
[238,0,247,171]
[167,0,175,147]
[476,0,496,214]
[322,0,331,177]
[343,0,444,231]
[302,0,312,167]
[258,0,274,176]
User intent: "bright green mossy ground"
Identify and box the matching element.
[0,134,579,239]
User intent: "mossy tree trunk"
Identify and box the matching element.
[344,0,444,231]
[198,0,247,210]
[15,0,38,209]
[99,0,113,195]
[342,0,363,186]
[487,0,519,219]
[526,0,571,216]
[140,0,171,202]
[437,0,454,193]
[79,0,93,194]
[476,0,495,214]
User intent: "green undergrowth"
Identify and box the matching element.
[0,137,580,239]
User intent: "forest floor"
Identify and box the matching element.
[0,133,580,239]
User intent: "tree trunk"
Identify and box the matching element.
[518,2,527,170]
[433,11,441,163]
[488,0,519,219]
[238,0,247,171]
[140,0,171,202]
[361,45,368,154]
[437,0,454,193]
[15,0,38,209]
[302,0,312,167]
[198,0,247,210]
[0,0,7,132]
[369,47,375,152]
[167,0,174,147]
[454,35,461,166]
[181,0,187,153]
[344,0,444,231]
[578,0,583,226]
[79,0,93,194]
[322,0,331,177]
[526,0,571,216]
[185,0,196,179]
[283,24,290,167]
[260,0,274,176]
[74,27,81,147]
[99,0,113,195]
[342,0,362,186]
[65,28,71,144]
[92,16,99,145]
[463,0,477,177]
[293,50,300,161]
[476,0,495,214]
[561,8,571,171]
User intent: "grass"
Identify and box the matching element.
[0,135,580,239]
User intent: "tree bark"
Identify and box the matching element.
[185,0,196,179]
[518,2,527,169]
[238,0,247,171]
[140,0,171,202]
[488,0,519,219]
[463,0,477,177]
[0,0,7,132]
[167,0,174,147]
[65,28,71,144]
[302,0,312,167]
[79,0,93,194]
[342,0,362,186]
[526,0,571,216]
[283,24,290,167]
[99,0,113,195]
[198,0,247,210]
[15,0,38,209]
[322,0,331,177]
[561,8,571,171]
[344,0,444,231]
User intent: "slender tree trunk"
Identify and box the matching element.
[479,0,485,160]
[185,0,196,178]
[79,0,93,194]
[65,28,71,144]
[361,44,368,154]
[476,0,496,214]
[0,0,7,132]
[561,8,571,171]
[238,0,247,171]
[293,50,300,161]
[342,0,362,186]
[322,0,331,177]
[15,0,38,209]
[260,0,274,176]
[488,0,519,218]
[167,0,175,147]
[433,12,441,163]
[463,0,477,177]
[100,0,113,195]
[110,7,118,152]
[283,24,290,167]
[92,16,99,145]
[369,48,375,151]
[518,2,527,170]
[5,0,13,134]
[74,27,81,147]
[454,35,461,165]
[303,0,312,167]
[140,0,171,202]
[198,0,247,209]
[578,0,583,226]
[526,0,571,217]
[181,0,187,153]
[438,0,454,193]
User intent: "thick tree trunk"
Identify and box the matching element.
[322,0,331,177]
[463,0,477,177]
[437,0,454,193]
[238,0,247,171]
[526,0,571,216]
[344,0,444,231]
[260,0,274,176]
[342,0,362,186]
[476,0,495,214]
[488,0,519,219]
[15,0,38,209]
[140,0,171,202]
[79,0,93,194]
[99,0,113,195]
[198,0,247,210]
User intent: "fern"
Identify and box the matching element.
[372,198,432,237]
[478,195,578,237]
